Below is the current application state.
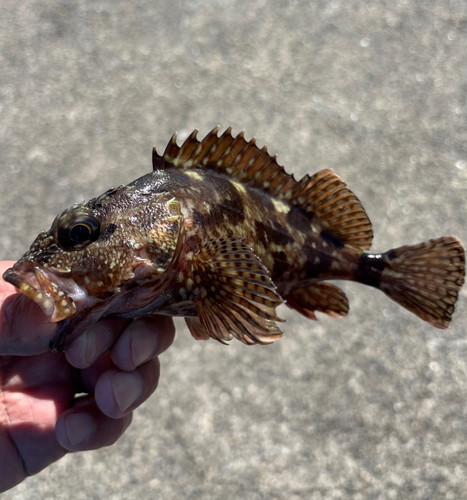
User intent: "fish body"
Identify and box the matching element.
[3,127,466,351]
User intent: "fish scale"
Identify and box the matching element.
[3,126,465,352]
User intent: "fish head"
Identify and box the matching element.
[3,189,184,325]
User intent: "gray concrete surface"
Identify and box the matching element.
[1,0,467,498]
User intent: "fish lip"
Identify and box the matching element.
[2,261,77,322]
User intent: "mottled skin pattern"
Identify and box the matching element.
[3,127,465,350]
[161,169,360,298]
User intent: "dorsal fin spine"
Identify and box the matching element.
[152,147,162,170]
[166,132,178,157]
[258,160,282,189]
[243,147,273,182]
[232,138,257,176]
[232,139,252,172]
[191,128,219,164]
[175,129,199,165]
[264,165,283,188]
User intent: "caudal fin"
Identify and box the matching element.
[377,237,465,328]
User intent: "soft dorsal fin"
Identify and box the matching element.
[153,127,373,251]
[290,170,373,251]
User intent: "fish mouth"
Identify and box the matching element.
[2,261,78,322]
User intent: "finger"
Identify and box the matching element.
[110,315,175,371]
[0,261,19,294]
[75,350,114,394]
[65,317,131,369]
[0,292,57,355]
[55,396,132,452]
[95,356,160,418]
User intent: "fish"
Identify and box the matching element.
[3,126,466,352]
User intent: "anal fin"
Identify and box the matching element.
[284,282,349,320]
[192,237,284,345]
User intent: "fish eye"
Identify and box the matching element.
[57,213,101,250]
[70,223,92,243]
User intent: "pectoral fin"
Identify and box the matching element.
[186,317,211,341]
[192,236,284,345]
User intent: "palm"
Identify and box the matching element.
[0,350,74,483]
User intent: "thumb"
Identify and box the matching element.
[0,292,56,355]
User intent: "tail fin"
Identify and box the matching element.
[377,237,465,328]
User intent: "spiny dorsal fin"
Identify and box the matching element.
[154,127,373,251]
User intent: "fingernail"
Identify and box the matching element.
[66,413,96,446]
[111,372,143,413]
[130,324,158,367]
[82,326,111,364]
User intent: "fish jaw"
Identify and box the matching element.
[2,261,79,322]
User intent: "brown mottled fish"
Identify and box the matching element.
[3,127,465,352]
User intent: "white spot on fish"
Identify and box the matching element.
[272,198,290,214]
[185,171,203,181]
[232,181,247,194]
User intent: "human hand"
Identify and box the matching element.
[0,261,175,493]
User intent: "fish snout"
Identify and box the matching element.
[2,261,77,322]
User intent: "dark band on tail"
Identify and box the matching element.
[357,253,387,289]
